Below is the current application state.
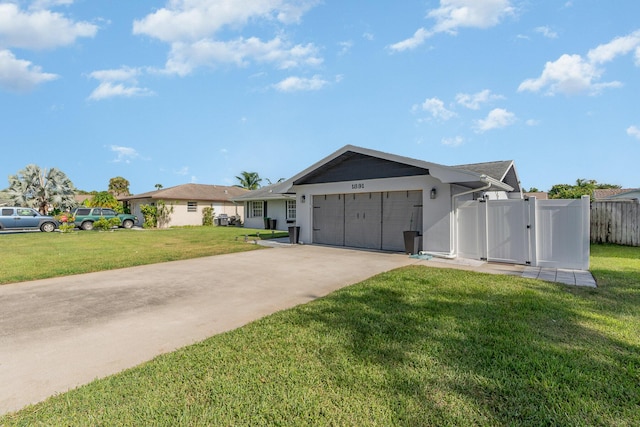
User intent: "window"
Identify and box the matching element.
[187,201,197,212]
[286,200,296,220]
[249,201,263,218]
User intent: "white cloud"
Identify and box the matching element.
[110,145,139,163]
[474,108,516,132]
[0,3,97,50]
[414,97,456,120]
[587,30,640,64]
[88,66,154,100]
[338,40,353,56]
[442,136,464,147]
[389,0,514,52]
[88,82,154,101]
[428,0,514,34]
[133,0,322,76]
[534,26,558,39]
[133,0,319,42]
[163,36,322,76]
[389,28,431,52]
[519,30,640,96]
[627,125,640,140]
[0,49,58,92]
[273,75,329,92]
[518,53,622,96]
[30,0,75,9]
[526,119,540,126]
[455,89,504,109]
[89,67,141,82]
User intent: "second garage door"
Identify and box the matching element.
[313,190,422,251]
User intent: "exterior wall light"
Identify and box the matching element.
[430,188,437,199]
[301,194,306,203]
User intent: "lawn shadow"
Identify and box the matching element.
[292,266,640,425]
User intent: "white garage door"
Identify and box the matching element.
[313,190,422,251]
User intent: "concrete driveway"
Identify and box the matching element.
[0,244,418,415]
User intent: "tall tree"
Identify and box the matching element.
[108,176,131,197]
[235,171,262,190]
[7,164,77,213]
[548,179,620,199]
[85,191,122,212]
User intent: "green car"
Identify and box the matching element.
[72,207,138,231]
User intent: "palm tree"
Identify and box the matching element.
[108,176,131,197]
[7,164,77,213]
[235,171,262,190]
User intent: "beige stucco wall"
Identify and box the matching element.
[128,199,244,228]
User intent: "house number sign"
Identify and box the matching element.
[351,183,365,190]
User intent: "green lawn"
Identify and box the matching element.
[0,227,287,285]
[1,243,639,426]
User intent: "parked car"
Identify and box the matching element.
[0,207,59,232]
[71,207,138,231]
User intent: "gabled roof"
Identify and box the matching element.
[233,145,520,202]
[593,188,638,200]
[121,183,248,202]
[287,145,514,191]
[453,160,521,193]
[232,181,296,202]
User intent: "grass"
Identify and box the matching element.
[0,227,283,285]
[1,243,638,425]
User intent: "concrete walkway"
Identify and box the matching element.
[260,239,597,289]
[0,242,596,415]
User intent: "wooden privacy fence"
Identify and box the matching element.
[591,200,640,246]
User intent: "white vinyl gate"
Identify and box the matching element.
[456,196,590,270]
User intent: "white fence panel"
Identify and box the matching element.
[456,196,589,270]
[486,200,530,265]
[535,196,590,270]
[457,200,485,260]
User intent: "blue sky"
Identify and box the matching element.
[1,0,639,194]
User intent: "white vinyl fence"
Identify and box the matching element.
[456,195,590,270]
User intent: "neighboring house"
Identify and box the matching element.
[524,191,548,200]
[235,145,522,253]
[593,188,640,201]
[232,180,296,231]
[121,183,248,227]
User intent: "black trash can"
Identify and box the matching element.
[288,226,300,244]
[403,231,421,254]
[269,219,277,230]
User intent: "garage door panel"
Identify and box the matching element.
[313,194,344,246]
[382,190,423,251]
[345,192,382,249]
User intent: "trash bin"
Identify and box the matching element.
[269,219,277,230]
[218,214,229,226]
[288,226,300,244]
[403,231,421,254]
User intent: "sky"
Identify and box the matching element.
[1,0,639,194]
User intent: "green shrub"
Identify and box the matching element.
[202,207,215,226]
[140,204,158,228]
[93,217,121,231]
